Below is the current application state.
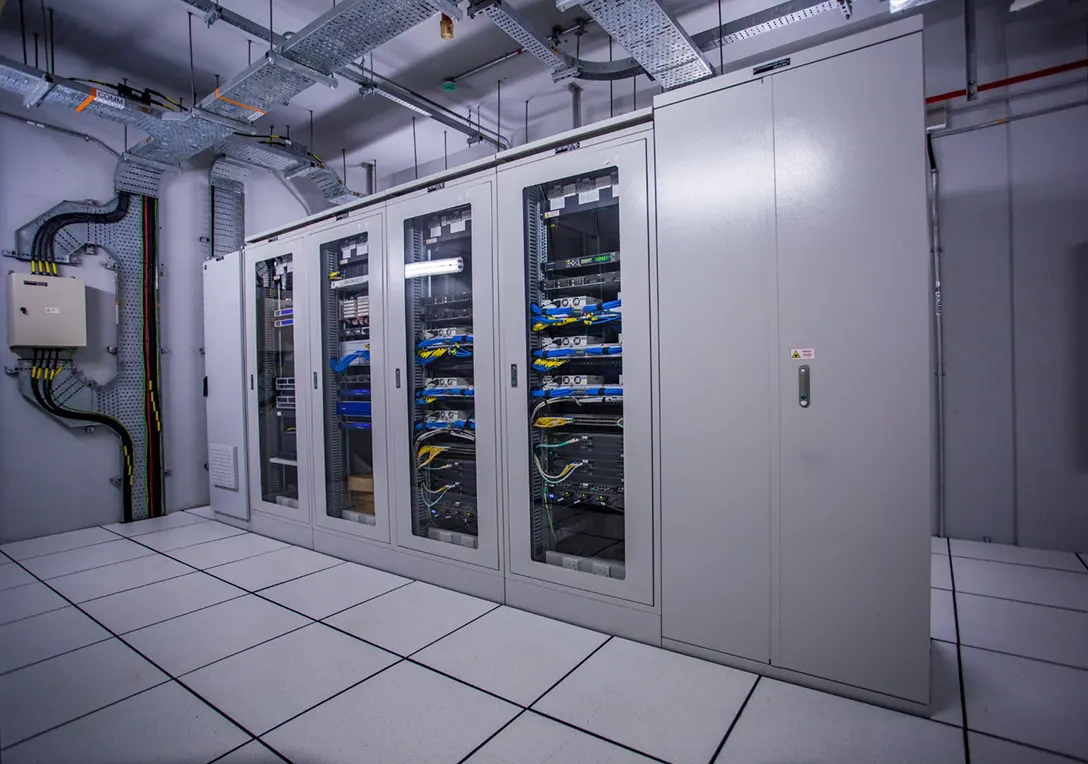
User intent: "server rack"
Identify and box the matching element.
[306,213,393,542]
[386,174,502,569]
[244,236,313,525]
[498,131,655,607]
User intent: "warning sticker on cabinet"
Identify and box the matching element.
[790,348,814,360]
[45,307,60,314]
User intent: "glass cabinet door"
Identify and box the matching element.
[498,138,654,604]
[309,215,391,542]
[245,238,312,523]
[387,180,500,569]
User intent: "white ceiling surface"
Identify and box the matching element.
[0,0,868,185]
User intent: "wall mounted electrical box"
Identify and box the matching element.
[7,273,88,349]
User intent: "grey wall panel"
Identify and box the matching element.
[932,130,1016,543]
[656,78,775,664]
[1009,105,1088,552]
[773,34,932,704]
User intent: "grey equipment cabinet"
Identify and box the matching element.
[203,250,249,522]
[497,125,657,623]
[243,235,315,528]
[655,20,932,711]
[385,172,503,570]
[305,212,394,543]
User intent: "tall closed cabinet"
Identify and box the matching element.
[656,24,932,709]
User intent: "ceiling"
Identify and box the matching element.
[0,0,866,184]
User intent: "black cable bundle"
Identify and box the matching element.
[30,192,131,275]
[142,195,166,519]
[30,350,135,522]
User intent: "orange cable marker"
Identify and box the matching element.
[75,88,97,113]
[213,88,266,117]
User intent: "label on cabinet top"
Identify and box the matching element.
[790,348,815,360]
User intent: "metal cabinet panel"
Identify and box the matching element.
[656,78,776,662]
[306,213,393,543]
[244,236,314,525]
[386,176,502,569]
[497,136,654,606]
[203,251,249,521]
[773,34,932,704]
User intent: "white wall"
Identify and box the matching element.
[0,91,305,542]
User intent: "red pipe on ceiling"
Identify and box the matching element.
[926,58,1088,105]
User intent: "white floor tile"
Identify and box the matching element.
[0,581,68,626]
[185,505,216,519]
[956,592,1088,669]
[102,512,208,537]
[2,681,248,764]
[167,533,288,570]
[0,527,117,561]
[465,711,657,764]
[535,637,757,764]
[0,562,34,591]
[716,678,965,764]
[415,606,609,706]
[19,539,153,580]
[124,594,308,676]
[932,553,952,590]
[932,537,948,554]
[931,588,957,643]
[961,645,1088,760]
[262,661,518,764]
[952,557,1088,612]
[968,732,1084,763]
[260,561,409,620]
[931,640,963,727]
[81,571,246,634]
[0,606,111,674]
[326,581,497,656]
[950,539,1086,573]
[0,639,167,746]
[184,622,398,735]
[216,740,285,763]
[46,553,190,603]
[138,521,248,552]
[208,546,342,591]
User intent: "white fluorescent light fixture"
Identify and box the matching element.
[405,257,463,279]
[888,0,934,11]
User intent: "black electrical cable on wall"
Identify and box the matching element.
[142,195,166,519]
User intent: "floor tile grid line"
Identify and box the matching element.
[92,584,251,636]
[402,655,533,708]
[253,656,407,744]
[971,730,1088,764]
[951,640,1088,676]
[0,554,274,761]
[47,565,194,606]
[947,537,972,764]
[948,552,1088,575]
[455,708,529,764]
[0,535,120,562]
[405,601,505,658]
[169,540,295,570]
[17,543,156,581]
[1078,553,1088,573]
[0,625,114,678]
[451,636,617,764]
[950,588,1088,615]
[0,587,68,626]
[529,708,673,763]
[210,738,292,764]
[706,674,762,764]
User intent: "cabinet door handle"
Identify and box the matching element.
[798,364,811,408]
[510,363,518,388]
[313,371,318,389]
[395,368,401,389]
[202,376,208,398]
[250,374,254,391]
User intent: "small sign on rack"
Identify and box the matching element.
[789,348,815,360]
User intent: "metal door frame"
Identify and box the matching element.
[386,171,502,569]
[244,235,313,524]
[497,131,655,605]
[306,212,393,543]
